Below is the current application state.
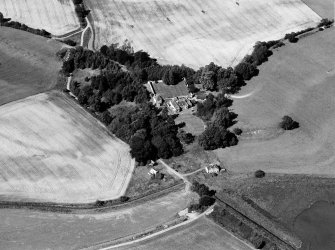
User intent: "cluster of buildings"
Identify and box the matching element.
[205,163,225,174]
[147,80,195,113]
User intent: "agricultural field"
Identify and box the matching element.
[302,0,334,18]
[0,27,63,105]
[0,189,191,250]
[0,0,80,36]
[86,0,321,68]
[0,92,135,203]
[215,27,335,176]
[121,217,253,250]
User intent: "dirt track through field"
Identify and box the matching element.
[0,92,135,203]
[86,0,320,68]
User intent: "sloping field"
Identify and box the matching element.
[0,0,79,35]
[121,217,253,250]
[0,27,62,105]
[0,190,190,249]
[0,92,135,203]
[302,0,334,18]
[86,0,321,68]
[215,28,335,175]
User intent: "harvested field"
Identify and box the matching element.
[0,189,191,250]
[0,27,63,105]
[215,28,335,176]
[120,217,253,250]
[86,0,321,68]
[0,92,135,203]
[0,0,79,35]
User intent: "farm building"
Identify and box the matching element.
[148,80,189,99]
[205,164,221,174]
[148,168,158,176]
[153,94,164,107]
[167,98,181,113]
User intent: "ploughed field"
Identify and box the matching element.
[0,27,62,105]
[0,92,135,203]
[0,0,79,35]
[86,0,320,68]
[215,28,335,176]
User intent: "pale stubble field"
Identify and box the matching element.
[0,0,80,35]
[0,92,135,203]
[86,0,321,68]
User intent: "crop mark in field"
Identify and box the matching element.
[87,0,320,68]
[0,92,135,203]
[0,0,80,36]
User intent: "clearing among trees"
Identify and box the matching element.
[86,0,320,68]
[0,27,63,105]
[0,0,80,35]
[0,92,135,203]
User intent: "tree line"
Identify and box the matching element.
[72,0,90,28]
[0,12,51,38]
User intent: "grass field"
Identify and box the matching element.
[0,27,63,105]
[294,201,335,250]
[0,92,135,203]
[175,111,204,136]
[302,0,334,18]
[215,27,335,176]
[121,217,253,250]
[0,0,79,35]
[0,189,191,250]
[86,0,320,68]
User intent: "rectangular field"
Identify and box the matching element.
[121,217,253,250]
[0,92,135,203]
[0,27,63,105]
[0,0,80,36]
[86,0,321,68]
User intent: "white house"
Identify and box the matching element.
[205,164,221,174]
[148,168,158,176]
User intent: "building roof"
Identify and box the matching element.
[150,80,189,99]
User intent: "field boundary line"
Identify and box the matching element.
[0,181,185,213]
[80,205,215,250]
